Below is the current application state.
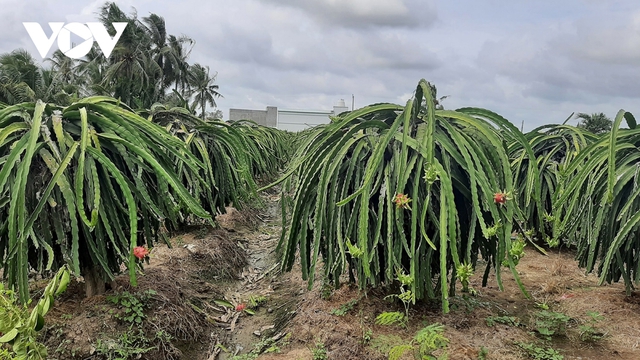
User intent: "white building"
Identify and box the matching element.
[229,99,350,132]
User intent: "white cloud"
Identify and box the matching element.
[260,0,437,28]
[2,0,640,131]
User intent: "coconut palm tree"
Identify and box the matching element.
[167,35,194,95]
[188,63,222,119]
[96,2,195,108]
[47,49,78,84]
[0,49,41,103]
[0,2,208,110]
[0,49,74,105]
[102,43,161,107]
[0,72,33,104]
[576,112,612,134]
[96,2,157,107]
[76,45,111,97]
[0,49,41,90]
[38,68,74,104]
[142,14,194,93]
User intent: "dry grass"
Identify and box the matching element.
[189,229,248,281]
[216,205,263,231]
[132,268,212,342]
[551,259,567,277]
[538,277,564,295]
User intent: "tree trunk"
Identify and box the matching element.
[83,266,106,297]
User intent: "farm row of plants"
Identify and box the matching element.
[0,97,294,303]
[269,79,640,313]
[2,76,638,320]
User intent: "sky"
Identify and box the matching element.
[1,0,640,130]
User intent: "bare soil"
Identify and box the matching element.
[37,194,640,360]
[266,248,640,360]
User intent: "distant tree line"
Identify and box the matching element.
[0,2,221,119]
[576,112,612,134]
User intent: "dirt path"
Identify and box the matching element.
[38,190,305,360]
[211,193,304,360]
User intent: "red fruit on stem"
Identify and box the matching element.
[494,192,507,205]
[133,246,149,260]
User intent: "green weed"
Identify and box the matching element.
[312,342,327,360]
[516,342,563,360]
[485,315,520,327]
[331,298,359,316]
[107,290,157,325]
[579,311,606,342]
[534,310,570,339]
[94,329,155,360]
